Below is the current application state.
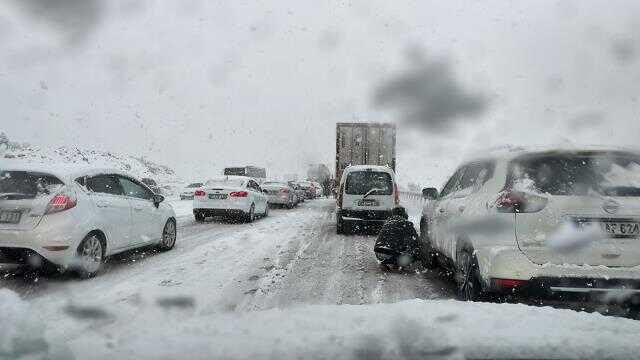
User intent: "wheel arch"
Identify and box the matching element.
[84,229,107,256]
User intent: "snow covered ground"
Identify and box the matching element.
[1,199,639,359]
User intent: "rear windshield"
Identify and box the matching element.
[206,178,245,188]
[508,152,640,196]
[187,183,203,188]
[0,171,64,200]
[345,171,393,195]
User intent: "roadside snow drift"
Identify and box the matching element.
[65,298,639,360]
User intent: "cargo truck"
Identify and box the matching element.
[335,122,396,187]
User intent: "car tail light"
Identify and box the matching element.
[493,278,527,290]
[230,191,248,197]
[45,193,77,214]
[194,190,206,197]
[394,184,400,205]
[495,190,547,213]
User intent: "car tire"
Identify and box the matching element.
[158,219,176,251]
[263,204,269,218]
[245,204,255,223]
[419,219,438,269]
[76,233,104,278]
[194,212,205,222]
[456,249,482,301]
[336,213,344,234]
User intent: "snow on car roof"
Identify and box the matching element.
[0,163,130,182]
[461,144,640,164]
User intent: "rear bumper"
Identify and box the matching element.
[0,228,80,268]
[338,209,392,223]
[193,208,246,217]
[266,195,290,204]
[193,198,250,212]
[479,247,640,301]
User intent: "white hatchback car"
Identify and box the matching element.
[0,166,176,277]
[193,176,268,222]
[336,165,399,234]
[420,148,640,302]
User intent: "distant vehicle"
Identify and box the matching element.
[288,181,305,204]
[420,148,640,302]
[224,166,267,182]
[311,181,323,198]
[261,181,296,208]
[336,165,399,234]
[335,122,396,187]
[193,176,268,223]
[180,182,204,200]
[307,164,332,196]
[297,181,316,199]
[140,177,162,194]
[0,166,176,277]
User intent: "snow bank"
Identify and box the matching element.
[0,289,71,360]
[68,299,640,359]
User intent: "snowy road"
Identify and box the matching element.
[5,199,640,359]
[0,199,454,336]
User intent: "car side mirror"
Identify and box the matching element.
[262,189,269,194]
[422,187,438,200]
[152,194,165,207]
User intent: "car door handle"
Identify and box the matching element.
[438,207,446,213]
[96,200,110,208]
[458,205,465,213]
[133,206,144,211]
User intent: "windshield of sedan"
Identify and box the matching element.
[509,152,640,196]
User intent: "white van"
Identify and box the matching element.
[336,165,399,234]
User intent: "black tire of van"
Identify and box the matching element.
[336,212,345,234]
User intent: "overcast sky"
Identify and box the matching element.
[2,0,640,186]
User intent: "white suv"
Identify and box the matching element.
[420,148,640,302]
[0,166,176,277]
[336,165,399,234]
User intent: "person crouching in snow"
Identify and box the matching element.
[374,206,426,270]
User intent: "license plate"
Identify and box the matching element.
[601,221,640,237]
[0,210,21,224]
[357,199,379,207]
[208,194,227,200]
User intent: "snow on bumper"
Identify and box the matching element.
[0,216,85,267]
[266,194,290,204]
[477,246,640,295]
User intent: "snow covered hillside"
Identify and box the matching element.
[0,132,182,191]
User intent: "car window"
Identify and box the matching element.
[458,161,495,193]
[440,168,465,198]
[118,176,153,200]
[344,171,393,195]
[0,171,63,200]
[509,152,640,196]
[86,175,124,196]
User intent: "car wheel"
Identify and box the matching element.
[76,233,104,278]
[194,212,205,222]
[158,219,176,251]
[263,204,269,217]
[336,213,345,234]
[245,204,255,223]
[456,250,482,301]
[419,220,438,269]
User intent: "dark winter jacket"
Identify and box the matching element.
[374,215,420,257]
